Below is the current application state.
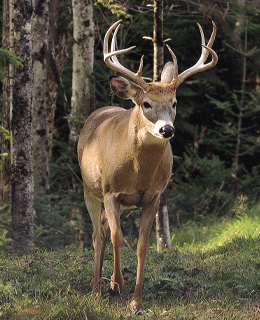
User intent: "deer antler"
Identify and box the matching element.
[103,20,150,92]
[167,21,218,89]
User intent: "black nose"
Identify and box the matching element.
[159,125,175,138]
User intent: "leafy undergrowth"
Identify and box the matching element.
[1,204,260,319]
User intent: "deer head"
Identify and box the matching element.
[104,20,217,142]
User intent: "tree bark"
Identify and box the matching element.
[156,186,171,251]
[0,0,13,204]
[153,0,172,251]
[69,0,95,153]
[33,0,50,194]
[12,0,34,255]
[70,0,95,248]
[232,0,246,180]
[46,19,73,160]
[153,0,164,81]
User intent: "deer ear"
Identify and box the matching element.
[161,62,174,84]
[109,76,141,100]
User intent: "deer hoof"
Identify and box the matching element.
[129,300,143,314]
[108,287,119,297]
[89,279,101,297]
[110,273,124,294]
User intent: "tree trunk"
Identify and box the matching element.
[153,0,164,81]
[46,18,73,160]
[232,0,246,180]
[12,0,34,255]
[33,0,50,194]
[156,186,171,251]
[69,0,95,248]
[69,0,95,152]
[0,0,13,204]
[153,0,172,251]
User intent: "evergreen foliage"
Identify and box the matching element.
[94,0,131,18]
[0,48,23,81]
[205,89,260,179]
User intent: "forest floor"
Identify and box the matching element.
[1,204,260,319]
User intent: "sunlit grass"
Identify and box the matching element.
[204,212,260,250]
[171,200,260,253]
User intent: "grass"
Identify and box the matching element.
[1,202,260,319]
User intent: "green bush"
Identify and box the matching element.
[170,153,233,223]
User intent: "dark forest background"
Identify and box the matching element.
[0,0,260,252]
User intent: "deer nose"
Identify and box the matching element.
[159,125,175,138]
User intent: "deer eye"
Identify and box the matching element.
[143,102,152,109]
[172,102,177,109]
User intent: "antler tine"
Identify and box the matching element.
[137,55,144,77]
[104,23,136,62]
[103,20,150,91]
[175,22,218,88]
[207,21,217,48]
[109,24,134,64]
[197,21,217,65]
[109,24,145,78]
[166,44,178,88]
[110,24,120,64]
[103,20,121,58]
[197,23,208,63]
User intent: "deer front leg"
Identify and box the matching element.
[130,195,160,314]
[104,194,124,294]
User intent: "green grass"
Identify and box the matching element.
[171,200,260,252]
[1,203,260,319]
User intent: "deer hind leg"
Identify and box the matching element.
[99,209,110,276]
[104,194,124,294]
[85,196,103,296]
[130,196,160,314]
[90,208,110,295]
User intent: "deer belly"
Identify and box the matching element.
[117,191,155,208]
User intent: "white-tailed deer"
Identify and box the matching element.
[78,20,217,313]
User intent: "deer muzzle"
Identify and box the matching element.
[159,125,175,139]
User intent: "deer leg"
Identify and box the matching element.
[130,195,160,314]
[85,196,102,296]
[104,195,124,294]
[99,209,110,275]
